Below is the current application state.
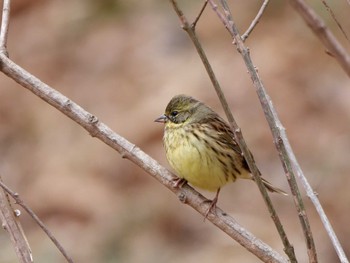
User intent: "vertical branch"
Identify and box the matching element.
[211,0,349,262]
[208,0,350,262]
[169,1,296,262]
[0,0,10,54]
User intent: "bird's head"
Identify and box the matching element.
[155,94,201,125]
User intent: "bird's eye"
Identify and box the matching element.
[170,111,179,117]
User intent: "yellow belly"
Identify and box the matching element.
[164,126,235,191]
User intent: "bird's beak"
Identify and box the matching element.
[154,114,167,123]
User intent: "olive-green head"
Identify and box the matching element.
[155,94,215,124]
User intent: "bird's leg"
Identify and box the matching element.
[204,188,221,219]
[172,177,187,188]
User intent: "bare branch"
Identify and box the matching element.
[210,1,299,261]
[0,178,74,263]
[192,0,208,29]
[0,53,288,263]
[170,1,295,262]
[321,1,349,42]
[241,0,270,41]
[215,1,317,262]
[289,0,350,76]
[0,176,33,263]
[284,142,350,263]
[209,0,350,262]
[0,0,10,54]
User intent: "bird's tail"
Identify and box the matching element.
[260,177,288,196]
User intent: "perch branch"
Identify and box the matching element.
[0,53,287,263]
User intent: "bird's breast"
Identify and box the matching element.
[163,124,232,191]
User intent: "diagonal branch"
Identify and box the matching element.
[0,52,287,263]
[214,0,317,262]
[211,0,349,262]
[241,0,270,41]
[321,1,349,42]
[289,0,350,76]
[170,1,296,262]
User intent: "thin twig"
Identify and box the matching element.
[170,1,296,262]
[192,0,208,29]
[0,0,10,54]
[0,176,33,263]
[289,0,350,76]
[0,180,74,263]
[321,1,349,42]
[0,53,287,263]
[241,0,270,41]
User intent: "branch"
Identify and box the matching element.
[321,1,349,42]
[0,53,287,263]
[214,1,318,262]
[289,0,350,76]
[0,178,74,263]
[0,176,33,263]
[241,0,270,41]
[209,0,350,262]
[170,1,295,262]
[0,0,10,54]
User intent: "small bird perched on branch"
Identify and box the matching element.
[155,94,287,217]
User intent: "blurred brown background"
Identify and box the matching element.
[0,0,349,262]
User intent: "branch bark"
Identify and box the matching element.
[210,1,318,262]
[289,0,350,76]
[0,176,33,263]
[0,179,74,263]
[208,1,349,263]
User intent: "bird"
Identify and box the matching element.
[155,94,287,216]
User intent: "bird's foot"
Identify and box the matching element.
[172,177,187,188]
[204,198,218,219]
[203,188,221,220]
